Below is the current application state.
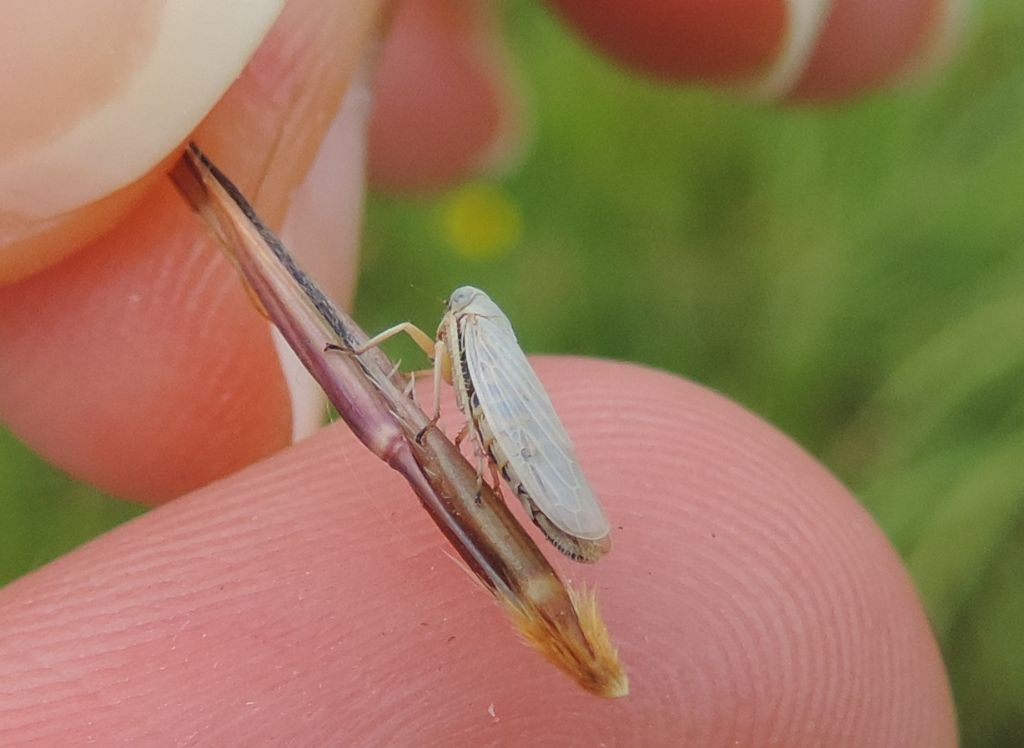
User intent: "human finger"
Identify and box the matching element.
[0,1,289,281]
[0,0,385,502]
[0,358,955,745]
[545,0,971,100]
[367,0,523,192]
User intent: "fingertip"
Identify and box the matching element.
[367,0,523,193]
[788,0,962,101]
[533,357,957,745]
[545,0,786,83]
[0,0,381,499]
[545,0,967,101]
[0,358,955,744]
[0,166,163,285]
[0,1,286,276]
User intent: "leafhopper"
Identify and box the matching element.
[354,287,612,563]
[177,147,627,697]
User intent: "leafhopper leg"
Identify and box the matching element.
[415,342,448,444]
[333,321,445,443]
[472,439,486,505]
[353,322,435,357]
[487,459,506,502]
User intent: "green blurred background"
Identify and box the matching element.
[3,2,1023,744]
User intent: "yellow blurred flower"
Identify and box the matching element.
[441,183,522,260]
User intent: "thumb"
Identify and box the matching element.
[0,0,382,502]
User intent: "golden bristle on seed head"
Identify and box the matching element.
[500,584,629,698]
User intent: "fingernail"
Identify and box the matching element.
[0,3,285,224]
[743,0,832,99]
[893,0,973,87]
[784,0,951,101]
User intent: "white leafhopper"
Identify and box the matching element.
[357,286,613,562]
